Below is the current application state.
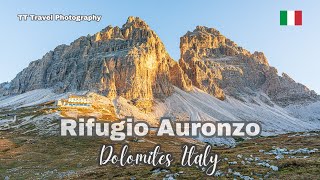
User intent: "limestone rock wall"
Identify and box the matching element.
[179,26,318,105]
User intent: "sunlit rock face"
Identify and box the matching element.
[179,26,318,105]
[0,16,191,111]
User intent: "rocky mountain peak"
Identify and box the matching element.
[180,26,252,64]
[0,17,191,112]
[94,16,154,43]
[194,26,221,35]
[123,16,150,30]
[179,26,317,105]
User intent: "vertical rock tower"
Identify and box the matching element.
[0,17,191,111]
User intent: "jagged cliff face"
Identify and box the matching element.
[179,26,318,105]
[0,17,191,111]
[0,17,317,109]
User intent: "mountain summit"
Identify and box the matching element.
[179,25,318,105]
[0,16,318,110]
[0,16,191,111]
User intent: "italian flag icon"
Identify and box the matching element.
[280,10,302,26]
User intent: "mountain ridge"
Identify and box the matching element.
[0,16,318,109]
[179,25,318,105]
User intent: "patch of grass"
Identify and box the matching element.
[0,131,319,179]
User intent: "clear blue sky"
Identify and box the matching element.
[1,0,319,93]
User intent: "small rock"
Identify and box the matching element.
[163,176,175,180]
[151,168,169,175]
[76,163,82,168]
[256,162,270,168]
[275,154,284,160]
[137,139,145,143]
[243,176,254,180]
[233,171,241,176]
[214,170,224,177]
[270,165,278,171]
